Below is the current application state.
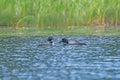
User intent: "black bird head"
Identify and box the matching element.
[47,36,53,41]
[61,38,69,44]
[47,36,54,44]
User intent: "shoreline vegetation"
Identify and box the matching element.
[0,26,120,37]
[0,0,120,36]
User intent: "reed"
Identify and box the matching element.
[0,0,120,27]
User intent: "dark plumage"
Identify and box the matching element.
[60,38,86,45]
[39,36,54,46]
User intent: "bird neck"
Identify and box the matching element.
[49,41,54,45]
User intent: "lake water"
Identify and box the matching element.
[0,36,120,80]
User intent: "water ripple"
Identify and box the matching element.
[0,36,120,80]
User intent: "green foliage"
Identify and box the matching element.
[16,15,36,27]
[0,11,14,26]
[0,0,120,27]
[0,26,120,37]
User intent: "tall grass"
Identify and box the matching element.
[0,0,120,28]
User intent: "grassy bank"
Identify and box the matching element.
[0,26,120,37]
[0,0,120,27]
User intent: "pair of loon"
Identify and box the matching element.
[39,36,86,46]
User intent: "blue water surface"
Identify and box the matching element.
[0,36,120,80]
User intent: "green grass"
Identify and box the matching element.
[0,26,120,37]
[0,0,120,27]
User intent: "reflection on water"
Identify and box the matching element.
[0,36,120,80]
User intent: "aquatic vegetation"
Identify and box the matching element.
[0,26,120,37]
[0,0,120,27]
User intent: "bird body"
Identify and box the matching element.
[60,38,86,45]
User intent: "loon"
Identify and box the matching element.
[59,38,86,45]
[39,36,54,46]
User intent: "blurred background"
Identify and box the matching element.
[0,0,120,36]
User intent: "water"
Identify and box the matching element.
[0,36,120,80]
